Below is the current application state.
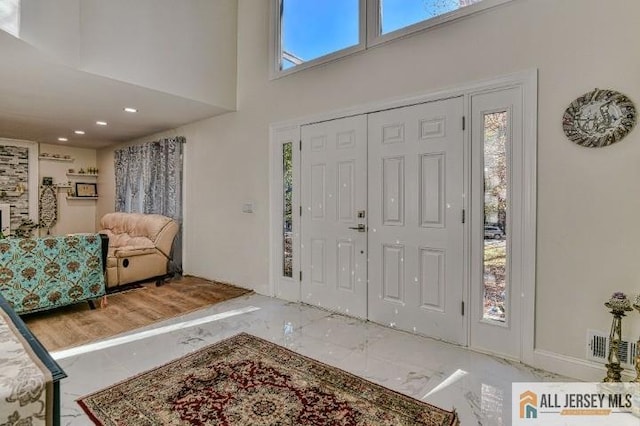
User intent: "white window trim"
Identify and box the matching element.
[269,69,537,364]
[270,0,515,79]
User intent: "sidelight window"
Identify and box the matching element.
[282,142,293,277]
[482,111,508,322]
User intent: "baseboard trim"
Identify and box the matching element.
[533,349,635,382]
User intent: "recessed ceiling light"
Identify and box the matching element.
[96,121,108,126]
[58,137,68,142]
[123,107,138,113]
[74,130,85,135]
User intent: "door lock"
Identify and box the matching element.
[348,224,366,232]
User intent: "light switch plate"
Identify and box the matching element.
[242,202,254,213]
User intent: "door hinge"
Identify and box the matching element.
[462,116,466,131]
[299,271,302,281]
[461,209,466,224]
[461,301,465,316]
[299,205,302,216]
[299,140,302,150]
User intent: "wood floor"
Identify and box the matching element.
[23,276,252,351]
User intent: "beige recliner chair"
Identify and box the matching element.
[99,212,179,289]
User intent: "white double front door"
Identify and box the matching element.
[301,97,465,344]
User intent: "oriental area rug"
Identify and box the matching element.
[77,333,459,426]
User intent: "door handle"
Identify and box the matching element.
[348,224,366,232]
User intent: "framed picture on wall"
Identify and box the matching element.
[75,182,97,197]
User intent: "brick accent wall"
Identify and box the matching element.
[0,145,30,231]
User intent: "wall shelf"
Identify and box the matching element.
[39,156,74,162]
[0,191,25,198]
[66,196,98,200]
[66,173,98,178]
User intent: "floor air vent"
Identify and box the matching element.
[587,330,636,369]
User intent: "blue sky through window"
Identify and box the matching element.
[381,1,483,34]
[280,1,483,70]
[281,0,360,70]
[381,0,437,34]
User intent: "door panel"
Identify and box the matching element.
[419,248,445,309]
[368,97,465,344]
[382,244,404,302]
[382,157,404,225]
[301,115,367,318]
[420,153,445,227]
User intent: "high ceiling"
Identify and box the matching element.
[0,31,230,149]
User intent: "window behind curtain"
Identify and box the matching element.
[114,137,184,273]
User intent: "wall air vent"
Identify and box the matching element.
[587,329,636,369]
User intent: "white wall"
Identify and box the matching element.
[18,0,237,109]
[79,0,237,108]
[97,0,640,369]
[39,143,98,235]
[20,0,81,65]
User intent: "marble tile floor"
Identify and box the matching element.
[53,293,568,425]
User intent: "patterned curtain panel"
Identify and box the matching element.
[114,149,129,212]
[114,137,184,273]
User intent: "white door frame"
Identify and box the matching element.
[268,70,537,363]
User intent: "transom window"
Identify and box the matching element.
[272,0,511,77]
[379,0,483,35]
[280,0,361,70]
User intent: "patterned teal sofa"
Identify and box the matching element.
[0,234,106,314]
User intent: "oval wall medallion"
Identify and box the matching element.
[562,88,636,148]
